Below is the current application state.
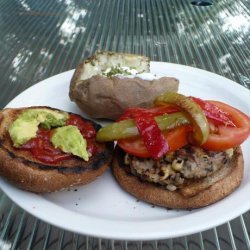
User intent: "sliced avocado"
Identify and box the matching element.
[21,108,69,129]
[9,118,39,147]
[51,125,89,161]
[8,108,69,147]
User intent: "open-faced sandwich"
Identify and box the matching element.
[0,107,113,193]
[96,92,250,209]
[69,51,179,120]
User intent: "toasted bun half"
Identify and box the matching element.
[112,146,244,209]
[0,107,114,193]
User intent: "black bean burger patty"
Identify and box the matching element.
[112,146,243,209]
[124,145,234,191]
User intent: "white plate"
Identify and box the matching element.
[0,62,250,240]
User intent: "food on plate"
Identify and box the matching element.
[69,51,179,120]
[0,106,113,193]
[96,92,250,209]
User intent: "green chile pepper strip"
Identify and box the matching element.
[154,92,209,145]
[96,112,190,142]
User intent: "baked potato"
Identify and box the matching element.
[69,51,179,120]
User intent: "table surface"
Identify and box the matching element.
[0,0,250,249]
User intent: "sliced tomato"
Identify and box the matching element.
[191,97,235,127]
[118,125,192,158]
[202,101,250,151]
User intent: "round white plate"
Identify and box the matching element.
[0,62,249,240]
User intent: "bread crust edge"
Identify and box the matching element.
[0,147,112,193]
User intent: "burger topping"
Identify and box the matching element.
[9,108,68,147]
[190,97,236,127]
[154,92,210,145]
[51,125,89,161]
[201,101,250,151]
[129,108,168,159]
[9,108,98,163]
[96,109,189,142]
[96,93,250,155]
[20,129,72,163]
[96,97,237,143]
[124,146,234,191]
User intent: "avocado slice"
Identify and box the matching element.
[51,125,89,161]
[8,108,69,147]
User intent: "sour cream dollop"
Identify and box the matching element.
[102,66,159,80]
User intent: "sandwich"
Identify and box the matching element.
[0,106,113,193]
[96,92,250,209]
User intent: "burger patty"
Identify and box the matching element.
[124,146,234,191]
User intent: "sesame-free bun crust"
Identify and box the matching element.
[0,107,113,193]
[112,146,244,209]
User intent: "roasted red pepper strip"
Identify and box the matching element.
[117,106,180,122]
[191,97,236,127]
[129,109,168,159]
[115,97,236,158]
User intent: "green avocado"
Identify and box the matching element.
[51,125,89,161]
[8,108,69,147]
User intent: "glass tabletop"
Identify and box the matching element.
[0,0,249,248]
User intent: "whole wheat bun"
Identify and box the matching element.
[112,146,244,209]
[0,107,114,193]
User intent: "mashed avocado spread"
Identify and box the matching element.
[8,108,89,161]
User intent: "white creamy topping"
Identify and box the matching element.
[117,72,159,80]
[102,66,138,76]
[101,65,160,80]
[128,72,159,80]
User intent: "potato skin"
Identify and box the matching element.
[69,75,179,120]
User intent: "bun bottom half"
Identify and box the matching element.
[112,147,244,209]
[0,149,112,193]
[0,107,114,193]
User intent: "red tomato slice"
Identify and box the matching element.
[118,125,192,158]
[202,101,250,151]
[191,97,236,127]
